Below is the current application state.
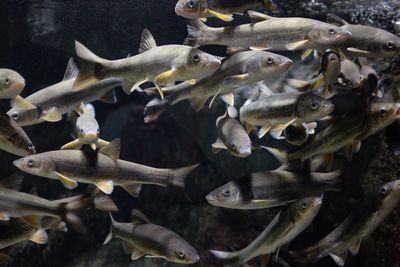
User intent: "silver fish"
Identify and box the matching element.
[0,69,25,99]
[103,210,200,264]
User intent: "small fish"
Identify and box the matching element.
[210,197,322,265]
[7,58,121,126]
[336,58,364,89]
[184,12,352,53]
[62,103,109,150]
[103,210,200,264]
[0,69,25,99]
[284,123,318,146]
[239,92,334,138]
[212,107,252,158]
[144,51,292,123]
[265,102,400,165]
[288,179,400,266]
[327,14,400,58]
[13,139,198,197]
[175,0,278,22]
[74,30,221,97]
[206,169,339,209]
[0,111,35,156]
[0,173,118,232]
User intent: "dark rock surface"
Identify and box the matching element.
[0,0,399,266]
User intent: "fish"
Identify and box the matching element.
[74,30,221,97]
[184,12,352,54]
[284,123,318,146]
[62,103,109,150]
[143,51,292,123]
[0,111,35,156]
[206,169,340,209]
[0,69,25,99]
[239,92,334,138]
[175,0,278,22]
[13,139,198,197]
[212,107,252,158]
[209,196,322,266]
[336,58,364,89]
[265,102,400,165]
[288,179,400,266]
[0,173,118,232]
[7,58,121,126]
[327,14,400,58]
[103,210,200,264]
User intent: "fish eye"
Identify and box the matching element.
[302,202,308,209]
[381,186,388,195]
[97,128,100,134]
[5,77,10,86]
[176,249,185,258]
[27,159,35,168]
[310,102,319,110]
[27,143,34,150]
[192,54,201,63]
[387,41,394,49]
[80,128,85,134]
[187,0,195,8]
[328,28,337,35]
[379,108,387,116]
[266,57,274,65]
[231,144,237,151]
[11,112,19,120]
[222,189,231,197]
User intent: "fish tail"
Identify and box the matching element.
[209,250,242,266]
[74,41,108,89]
[92,194,119,213]
[260,146,289,163]
[143,98,169,123]
[103,213,115,245]
[184,19,215,47]
[283,250,312,266]
[169,164,200,190]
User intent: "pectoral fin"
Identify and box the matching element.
[154,69,177,87]
[28,229,48,245]
[349,240,361,256]
[269,128,284,139]
[95,180,114,195]
[122,79,147,95]
[61,139,82,150]
[258,124,272,139]
[347,47,371,54]
[55,172,78,189]
[99,139,121,160]
[21,215,42,227]
[90,143,97,150]
[42,107,62,122]
[301,49,314,60]
[250,45,270,51]
[220,93,234,106]
[207,9,233,22]
[96,139,110,148]
[121,183,142,197]
[275,118,297,130]
[211,138,227,154]
[223,73,250,86]
[285,39,310,51]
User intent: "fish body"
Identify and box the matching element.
[292,179,400,266]
[104,210,200,263]
[184,15,351,52]
[0,112,35,156]
[206,170,340,209]
[0,69,25,99]
[175,0,277,21]
[210,197,322,265]
[74,30,221,94]
[327,14,400,58]
[14,139,198,197]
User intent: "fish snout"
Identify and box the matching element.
[14,80,26,90]
[395,105,400,118]
[192,253,201,263]
[336,29,352,41]
[205,193,217,204]
[279,59,293,71]
[13,158,24,169]
[82,132,99,143]
[206,57,222,70]
[238,147,252,158]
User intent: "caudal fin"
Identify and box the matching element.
[143,98,169,123]
[74,41,108,89]
[184,19,213,47]
[169,164,200,189]
[103,213,116,245]
[209,250,242,266]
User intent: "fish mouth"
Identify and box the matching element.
[13,159,24,169]
[395,106,400,118]
[82,133,98,143]
[192,254,201,263]
[279,61,293,71]
[335,30,352,41]
[238,148,252,158]
[205,194,217,204]
[313,198,323,206]
[14,81,26,90]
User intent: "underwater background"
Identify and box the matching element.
[1,0,400,266]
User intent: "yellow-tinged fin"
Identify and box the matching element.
[349,240,361,256]
[250,45,269,51]
[138,29,157,54]
[223,73,249,87]
[122,79,147,95]
[90,143,97,150]
[285,39,310,51]
[347,47,371,54]
[61,139,82,150]
[11,95,37,110]
[121,183,142,198]
[207,9,233,22]
[245,124,254,134]
[55,172,78,189]
[155,84,165,100]
[258,124,272,139]
[186,79,197,85]
[99,138,121,160]
[95,180,114,195]
[311,74,325,90]
[0,212,10,221]
[28,229,48,245]
[246,10,273,22]
[302,49,314,60]
[211,138,227,154]
[220,93,234,106]
[260,146,289,163]
[154,69,176,87]
[96,139,110,149]
[21,215,42,227]
[131,250,146,261]
[42,107,62,122]
[275,118,297,130]
[200,17,207,22]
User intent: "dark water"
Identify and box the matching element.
[1,0,400,266]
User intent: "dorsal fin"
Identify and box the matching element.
[326,14,349,26]
[139,29,157,54]
[131,209,150,225]
[63,58,80,81]
[0,173,24,191]
[99,139,121,160]
[246,10,273,23]
[10,96,37,110]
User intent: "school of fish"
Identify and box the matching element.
[0,0,400,266]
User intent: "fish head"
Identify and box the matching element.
[76,115,100,144]
[370,32,400,58]
[370,180,400,229]
[166,237,200,263]
[308,24,351,47]
[7,107,41,126]
[366,102,400,133]
[175,0,206,18]
[206,182,243,208]
[321,51,341,84]
[175,48,221,80]
[13,153,55,177]
[11,133,36,156]
[291,196,323,222]
[0,69,25,99]
[296,93,334,121]
[225,124,252,158]
[246,52,292,79]
[337,59,364,88]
